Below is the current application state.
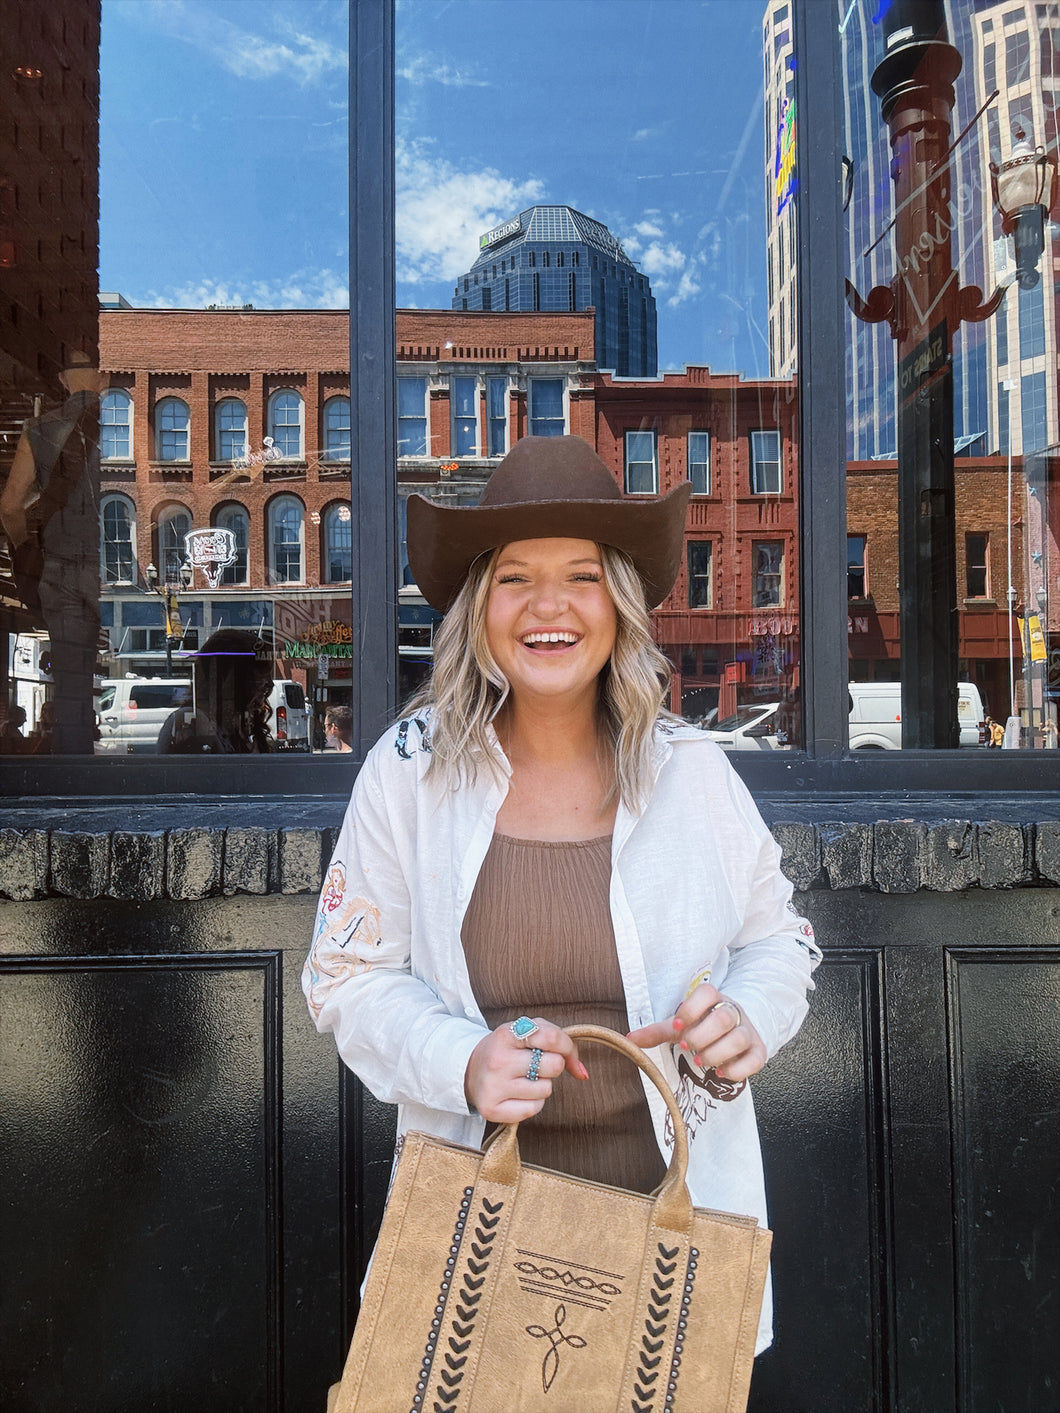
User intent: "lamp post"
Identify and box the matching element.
[992,127,1056,748]
[846,1,1006,746]
[146,558,193,678]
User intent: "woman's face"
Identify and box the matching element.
[485,537,617,713]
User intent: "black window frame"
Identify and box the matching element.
[3,0,1056,799]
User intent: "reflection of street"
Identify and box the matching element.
[0,354,102,754]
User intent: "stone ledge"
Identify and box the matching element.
[0,820,1057,901]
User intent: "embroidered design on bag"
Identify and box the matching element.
[410,1186,474,1413]
[423,1194,504,1413]
[526,1303,588,1393]
[630,1242,679,1413]
[513,1248,625,1311]
[663,1246,698,1411]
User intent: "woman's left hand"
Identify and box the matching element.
[626,983,767,1082]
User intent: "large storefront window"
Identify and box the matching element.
[395,0,803,745]
[843,0,1058,752]
[0,1,350,761]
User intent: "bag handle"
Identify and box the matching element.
[479,1023,693,1235]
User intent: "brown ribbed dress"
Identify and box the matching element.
[460,832,666,1195]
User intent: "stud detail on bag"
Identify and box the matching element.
[428,1195,504,1413]
[410,1187,474,1413]
[663,1246,698,1411]
[631,1242,681,1413]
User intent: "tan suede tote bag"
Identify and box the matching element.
[328,1024,771,1413]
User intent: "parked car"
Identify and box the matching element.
[700,702,781,751]
[848,681,987,749]
[95,677,192,755]
[265,679,311,751]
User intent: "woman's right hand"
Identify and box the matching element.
[464,1017,587,1124]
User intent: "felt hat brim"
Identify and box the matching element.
[406,435,691,611]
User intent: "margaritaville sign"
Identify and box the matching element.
[282,620,353,659]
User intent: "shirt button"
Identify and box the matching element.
[465,1006,476,1018]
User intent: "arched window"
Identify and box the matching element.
[216,503,250,585]
[323,503,352,583]
[100,494,136,584]
[157,504,191,581]
[100,389,133,461]
[268,495,304,584]
[155,397,190,461]
[268,390,304,460]
[322,396,351,461]
[215,399,248,462]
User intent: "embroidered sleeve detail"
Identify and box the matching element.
[303,859,386,1018]
[394,714,432,760]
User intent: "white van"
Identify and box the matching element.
[265,679,311,751]
[848,681,986,749]
[95,677,192,755]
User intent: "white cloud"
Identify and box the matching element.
[145,270,350,309]
[397,55,489,88]
[396,139,545,286]
[666,263,704,308]
[638,241,687,278]
[118,0,347,86]
[634,220,665,239]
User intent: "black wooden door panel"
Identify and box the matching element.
[948,950,1060,1413]
[749,950,890,1413]
[0,896,342,1413]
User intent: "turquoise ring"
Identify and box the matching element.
[525,1048,542,1082]
[509,1015,539,1042]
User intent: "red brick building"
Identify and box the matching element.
[95,303,1042,731]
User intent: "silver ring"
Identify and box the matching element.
[509,1015,540,1044]
[711,998,743,1028]
[525,1048,542,1082]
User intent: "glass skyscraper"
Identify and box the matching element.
[452,204,658,378]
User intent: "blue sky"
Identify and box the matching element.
[101,0,772,377]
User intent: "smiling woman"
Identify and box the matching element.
[304,434,821,1376]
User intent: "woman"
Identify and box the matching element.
[303,435,820,1355]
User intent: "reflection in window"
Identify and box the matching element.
[847,535,867,599]
[269,495,304,583]
[528,378,565,437]
[1022,370,1047,452]
[1018,282,1046,360]
[687,541,712,608]
[158,505,191,581]
[216,399,248,462]
[101,494,136,584]
[750,430,782,494]
[323,396,351,461]
[217,504,249,586]
[487,375,507,456]
[624,430,657,494]
[753,542,784,607]
[452,376,477,456]
[156,397,190,461]
[398,376,427,456]
[966,533,989,599]
[688,432,710,495]
[324,503,352,582]
[101,389,132,460]
[268,390,304,459]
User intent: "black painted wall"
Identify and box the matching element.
[1,878,1058,1411]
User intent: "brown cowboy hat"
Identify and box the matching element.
[406,435,691,611]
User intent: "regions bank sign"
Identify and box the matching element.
[774,95,796,217]
[480,217,522,250]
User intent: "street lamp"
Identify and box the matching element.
[992,129,1057,291]
[145,558,193,677]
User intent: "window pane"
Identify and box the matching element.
[398,376,427,456]
[844,0,1057,750]
[453,376,477,456]
[323,397,351,461]
[396,0,802,738]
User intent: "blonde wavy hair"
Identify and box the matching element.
[405,542,674,811]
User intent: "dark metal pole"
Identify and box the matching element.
[349,0,398,759]
[871,1,961,747]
